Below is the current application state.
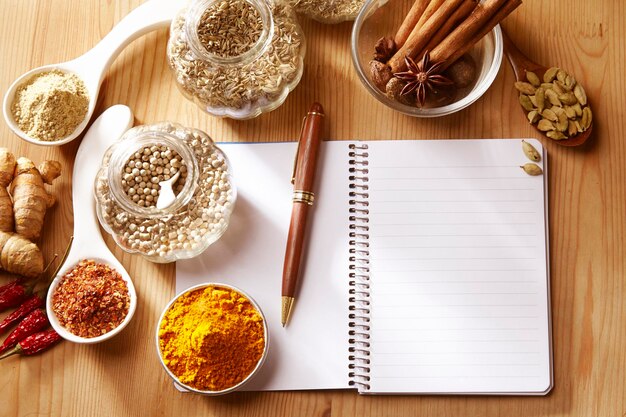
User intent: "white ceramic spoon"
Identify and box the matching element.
[46,105,137,344]
[156,171,181,209]
[2,0,182,146]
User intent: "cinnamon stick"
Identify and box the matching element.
[394,0,431,49]
[435,0,522,69]
[428,0,511,65]
[422,0,477,56]
[388,0,466,73]
[415,0,446,30]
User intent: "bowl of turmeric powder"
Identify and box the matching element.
[156,283,268,395]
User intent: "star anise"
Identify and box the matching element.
[393,52,454,107]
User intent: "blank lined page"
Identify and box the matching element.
[365,139,552,394]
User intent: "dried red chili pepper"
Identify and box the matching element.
[0,284,29,312]
[0,279,23,297]
[0,290,46,335]
[0,257,56,312]
[0,237,72,313]
[0,329,61,360]
[0,309,49,355]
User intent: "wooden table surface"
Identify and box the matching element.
[1,0,624,416]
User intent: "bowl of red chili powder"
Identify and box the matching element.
[156,283,268,395]
[47,258,137,344]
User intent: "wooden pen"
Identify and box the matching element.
[281,102,325,327]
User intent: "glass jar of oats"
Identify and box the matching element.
[94,122,236,263]
[168,0,306,119]
[290,0,365,23]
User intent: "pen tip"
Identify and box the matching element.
[309,102,324,114]
[281,296,294,327]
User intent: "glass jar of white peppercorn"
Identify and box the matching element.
[167,0,306,119]
[94,122,236,263]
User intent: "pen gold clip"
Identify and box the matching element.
[291,112,325,184]
[291,116,307,184]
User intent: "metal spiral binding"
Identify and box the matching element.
[347,143,371,392]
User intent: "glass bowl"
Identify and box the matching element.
[156,283,269,395]
[167,0,306,119]
[94,122,236,263]
[351,0,503,117]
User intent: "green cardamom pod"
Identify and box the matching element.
[515,81,537,95]
[521,163,543,176]
[519,94,534,112]
[537,119,555,131]
[543,67,559,83]
[545,89,561,106]
[527,110,540,124]
[542,108,558,122]
[547,130,567,140]
[526,71,541,87]
[522,140,541,162]
[574,84,587,105]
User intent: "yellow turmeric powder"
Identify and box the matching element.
[158,285,265,392]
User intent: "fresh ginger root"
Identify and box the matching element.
[0,149,60,279]
[0,231,44,278]
[39,160,62,185]
[0,187,13,233]
[11,157,61,241]
[0,148,16,187]
[0,148,16,233]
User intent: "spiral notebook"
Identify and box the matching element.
[176,139,552,395]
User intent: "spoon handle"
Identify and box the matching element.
[78,0,184,85]
[72,105,134,255]
[501,28,544,80]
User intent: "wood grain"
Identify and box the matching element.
[1,0,624,416]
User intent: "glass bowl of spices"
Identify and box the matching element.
[167,0,306,119]
[156,283,268,395]
[47,259,137,344]
[94,122,236,263]
[291,0,366,23]
[351,0,504,117]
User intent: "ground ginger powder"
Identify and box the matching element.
[11,70,89,142]
[158,286,265,391]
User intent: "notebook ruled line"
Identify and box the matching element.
[369,188,535,192]
[372,376,543,379]
[369,211,537,214]
[370,234,537,237]
[371,222,537,226]
[372,351,541,355]
[372,257,536,260]
[370,176,534,180]
[374,303,539,306]
[370,245,537,249]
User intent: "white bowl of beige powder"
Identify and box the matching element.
[3,68,90,146]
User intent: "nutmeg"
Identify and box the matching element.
[386,78,415,106]
[370,61,393,91]
[445,54,477,88]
